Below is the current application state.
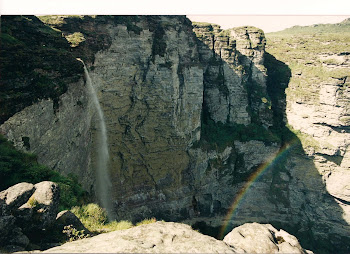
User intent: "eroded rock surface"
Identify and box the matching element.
[43,221,311,253]
[1,15,349,254]
[224,223,308,254]
[0,181,63,251]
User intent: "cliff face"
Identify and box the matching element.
[265,27,350,253]
[194,23,272,126]
[1,15,349,254]
[88,16,204,218]
[0,16,94,190]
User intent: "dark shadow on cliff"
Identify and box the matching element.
[189,31,350,254]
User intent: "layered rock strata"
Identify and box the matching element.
[1,15,349,254]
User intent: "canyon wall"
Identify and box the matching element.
[0,15,349,253]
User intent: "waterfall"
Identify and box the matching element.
[78,59,114,220]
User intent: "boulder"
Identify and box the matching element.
[43,221,238,253]
[55,210,91,240]
[223,223,309,254]
[26,181,60,230]
[0,181,61,249]
[0,182,35,213]
[17,181,60,243]
[0,215,16,242]
[0,215,29,251]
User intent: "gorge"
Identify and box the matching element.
[0,15,349,253]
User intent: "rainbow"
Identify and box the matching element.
[218,138,300,239]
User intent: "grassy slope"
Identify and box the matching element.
[265,19,350,149]
[266,19,350,103]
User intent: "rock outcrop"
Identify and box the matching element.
[55,210,91,238]
[43,221,311,253]
[223,223,308,254]
[0,15,349,254]
[0,16,93,191]
[0,181,62,251]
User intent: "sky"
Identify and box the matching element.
[187,15,350,33]
[0,0,349,33]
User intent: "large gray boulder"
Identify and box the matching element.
[0,182,35,213]
[223,222,309,254]
[30,181,60,229]
[43,221,312,253]
[0,181,60,251]
[44,221,238,253]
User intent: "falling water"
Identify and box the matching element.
[78,59,114,220]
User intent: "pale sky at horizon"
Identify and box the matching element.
[187,15,350,33]
[1,0,349,34]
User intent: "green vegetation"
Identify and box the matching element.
[0,134,86,210]
[151,25,167,61]
[136,217,157,226]
[65,32,86,47]
[27,196,39,208]
[0,15,83,124]
[62,224,90,242]
[266,22,350,104]
[194,117,281,152]
[269,19,350,35]
[71,203,156,234]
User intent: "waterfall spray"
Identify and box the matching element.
[78,58,114,220]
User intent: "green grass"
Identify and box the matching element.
[71,203,156,234]
[65,32,86,47]
[266,23,350,105]
[136,217,157,226]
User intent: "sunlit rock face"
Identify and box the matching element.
[1,15,350,254]
[193,23,273,127]
[0,77,94,190]
[70,16,204,221]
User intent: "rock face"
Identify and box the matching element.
[43,221,311,253]
[1,15,349,254]
[0,181,60,251]
[223,223,308,254]
[265,25,350,254]
[193,23,272,126]
[0,16,93,190]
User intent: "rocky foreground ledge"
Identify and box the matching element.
[0,182,312,253]
[42,221,312,253]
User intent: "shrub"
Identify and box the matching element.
[27,196,39,208]
[136,217,157,226]
[71,203,135,233]
[62,224,90,242]
[104,220,133,231]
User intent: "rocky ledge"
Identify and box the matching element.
[0,181,311,253]
[43,221,311,253]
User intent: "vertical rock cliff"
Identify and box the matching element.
[0,16,94,190]
[1,15,349,254]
